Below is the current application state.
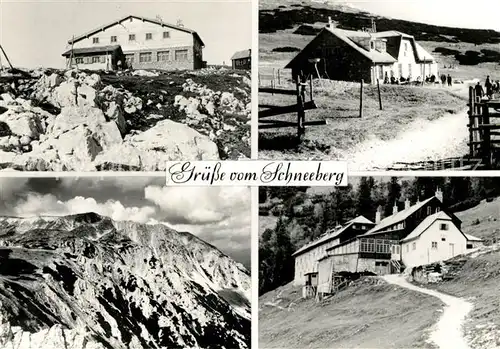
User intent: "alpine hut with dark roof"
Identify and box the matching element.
[63,15,205,71]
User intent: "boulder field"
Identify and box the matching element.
[0,67,251,171]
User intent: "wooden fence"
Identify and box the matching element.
[258,68,292,88]
[258,74,326,138]
[467,86,500,168]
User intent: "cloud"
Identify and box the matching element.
[0,177,30,201]
[13,193,156,224]
[144,186,251,226]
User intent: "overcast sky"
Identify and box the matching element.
[0,0,251,69]
[340,0,500,31]
[0,176,251,269]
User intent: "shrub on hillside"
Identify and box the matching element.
[448,198,481,212]
[455,49,500,65]
[259,6,500,44]
[433,47,460,56]
[272,46,301,52]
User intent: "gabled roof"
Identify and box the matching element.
[292,215,374,257]
[62,45,122,57]
[231,49,251,60]
[364,197,436,236]
[68,15,204,47]
[401,211,454,243]
[286,27,435,69]
[325,28,397,64]
[464,234,483,242]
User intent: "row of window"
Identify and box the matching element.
[73,50,189,65]
[92,31,171,44]
[124,50,188,64]
[359,238,395,254]
[74,56,106,64]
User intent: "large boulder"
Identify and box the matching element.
[51,106,107,135]
[52,80,97,108]
[92,121,123,150]
[48,73,63,88]
[50,126,102,166]
[130,119,219,160]
[0,93,15,105]
[82,74,101,88]
[104,101,126,135]
[94,143,142,171]
[0,111,44,139]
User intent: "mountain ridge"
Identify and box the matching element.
[0,212,251,349]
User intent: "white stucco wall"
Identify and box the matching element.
[71,17,194,53]
[382,38,439,81]
[293,238,340,286]
[402,219,467,267]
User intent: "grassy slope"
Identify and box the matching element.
[259,81,466,159]
[425,250,500,349]
[455,198,500,242]
[421,199,500,348]
[259,279,442,349]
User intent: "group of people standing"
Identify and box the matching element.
[440,74,453,87]
[474,76,500,99]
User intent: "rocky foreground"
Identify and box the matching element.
[0,67,251,171]
[0,213,251,348]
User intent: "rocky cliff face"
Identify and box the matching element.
[0,213,251,349]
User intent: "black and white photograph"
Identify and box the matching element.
[0,177,251,348]
[258,0,500,170]
[259,177,500,348]
[0,0,251,171]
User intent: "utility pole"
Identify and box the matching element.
[0,45,14,70]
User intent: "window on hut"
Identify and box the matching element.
[111,36,117,43]
[139,52,152,63]
[93,37,99,44]
[157,51,170,61]
[129,34,136,41]
[432,241,438,249]
[146,33,152,40]
[163,31,170,38]
[175,49,188,61]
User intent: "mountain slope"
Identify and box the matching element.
[0,213,251,349]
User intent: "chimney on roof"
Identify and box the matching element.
[405,198,411,210]
[392,201,398,215]
[375,206,382,224]
[435,187,444,202]
[327,16,335,29]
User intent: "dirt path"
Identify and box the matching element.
[343,108,470,171]
[383,274,473,349]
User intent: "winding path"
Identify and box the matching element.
[383,274,473,349]
[344,108,470,171]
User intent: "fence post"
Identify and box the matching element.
[309,74,313,101]
[277,69,281,85]
[297,78,305,138]
[377,78,383,110]
[482,103,491,167]
[359,79,364,118]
